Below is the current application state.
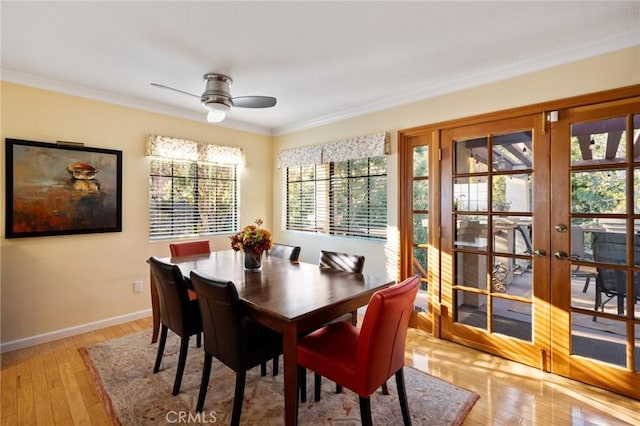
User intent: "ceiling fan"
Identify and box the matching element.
[151,73,277,123]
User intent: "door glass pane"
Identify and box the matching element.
[455,215,488,250]
[413,145,429,177]
[413,179,428,210]
[453,176,488,211]
[635,168,640,214]
[492,298,532,341]
[492,255,532,298]
[571,219,598,262]
[455,252,487,289]
[571,313,629,368]
[493,216,532,256]
[455,137,488,174]
[636,324,640,371]
[492,131,533,171]
[636,219,640,267]
[571,170,626,214]
[412,145,429,315]
[413,213,429,282]
[456,290,487,330]
[635,115,640,162]
[571,117,626,166]
[492,173,532,212]
[591,232,633,317]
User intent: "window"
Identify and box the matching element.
[146,135,243,241]
[149,159,238,240]
[285,156,387,239]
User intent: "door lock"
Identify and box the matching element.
[554,224,568,233]
[533,249,546,257]
[554,251,568,260]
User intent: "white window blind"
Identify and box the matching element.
[284,139,388,239]
[146,135,241,240]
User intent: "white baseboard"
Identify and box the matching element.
[0,309,152,354]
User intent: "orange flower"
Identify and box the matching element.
[230,219,273,255]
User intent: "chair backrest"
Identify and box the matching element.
[592,232,640,294]
[356,275,419,395]
[269,243,301,261]
[319,250,365,274]
[169,240,210,257]
[189,270,249,371]
[148,256,199,334]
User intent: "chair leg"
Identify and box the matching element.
[314,373,322,402]
[358,396,373,426]
[298,365,307,403]
[273,356,279,376]
[231,371,246,426]
[153,325,168,373]
[172,336,190,396]
[395,368,412,426]
[196,332,202,348]
[335,383,343,394]
[260,362,267,376]
[196,353,213,412]
[381,382,389,395]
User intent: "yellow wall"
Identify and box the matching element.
[271,46,640,279]
[0,83,273,346]
[2,46,638,349]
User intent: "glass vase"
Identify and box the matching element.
[244,249,262,271]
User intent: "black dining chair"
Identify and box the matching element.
[319,250,365,325]
[299,250,366,402]
[269,243,301,261]
[190,270,283,424]
[148,256,203,396]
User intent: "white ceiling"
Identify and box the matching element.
[2,1,639,136]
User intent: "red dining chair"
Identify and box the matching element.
[148,256,203,396]
[296,275,420,426]
[167,241,209,346]
[169,240,211,257]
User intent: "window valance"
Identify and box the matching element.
[146,134,245,165]
[276,144,323,168]
[321,132,390,163]
[276,131,390,168]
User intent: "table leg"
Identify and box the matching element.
[150,270,160,343]
[282,326,298,426]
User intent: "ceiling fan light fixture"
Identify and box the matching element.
[204,101,231,113]
[207,109,226,123]
[202,95,231,122]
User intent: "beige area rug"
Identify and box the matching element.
[80,330,479,425]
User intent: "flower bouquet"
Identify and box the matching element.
[230,219,272,270]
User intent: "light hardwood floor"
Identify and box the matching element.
[2,317,638,425]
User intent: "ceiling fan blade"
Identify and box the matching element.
[231,96,277,108]
[150,83,200,99]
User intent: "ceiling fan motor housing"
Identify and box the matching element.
[201,73,233,111]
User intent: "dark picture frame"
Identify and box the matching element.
[5,138,122,238]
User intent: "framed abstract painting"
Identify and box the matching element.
[5,138,123,238]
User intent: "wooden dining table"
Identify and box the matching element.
[149,249,394,426]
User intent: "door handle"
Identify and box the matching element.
[554,251,579,261]
[554,251,568,260]
[533,249,546,257]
